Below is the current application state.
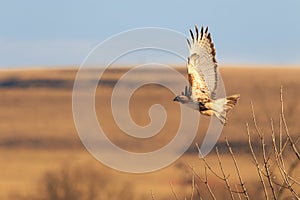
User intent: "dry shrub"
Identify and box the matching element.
[27,163,135,200]
[169,87,300,200]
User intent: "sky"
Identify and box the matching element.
[0,0,299,68]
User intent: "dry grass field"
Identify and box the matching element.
[0,66,299,199]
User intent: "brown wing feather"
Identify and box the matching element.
[187,58,210,103]
[186,25,218,99]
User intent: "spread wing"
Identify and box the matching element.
[186,26,218,102]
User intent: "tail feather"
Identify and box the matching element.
[210,94,240,124]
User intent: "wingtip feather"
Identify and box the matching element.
[189,29,194,42]
[195,25,199,41]
[186,38,191,49]
[200,26,204,40]
[205,26,209,34]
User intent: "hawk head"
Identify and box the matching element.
[173,95,189,104]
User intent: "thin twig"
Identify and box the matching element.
[295,137,300,145]
[195,183,203,200]
[203,165,217,200]
[286,159,300,185]
[235,184,242,200]
[196,143,224,180]
[215,147,235,200]
[278,128,290,157]
[277,114,290,159]
[271,118,286,198]
[188,166,207,200]
[246,123,269,200]
[271,118,300,199]
[279,113,283,154]
[250,101,262,138]
[226,138,250,200]
[251,104,277,200]
[188,164,217,200]
[280,86,300,160]
[170,182,179,200]
[190,166,195,200]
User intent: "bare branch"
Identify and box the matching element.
[280,86,300,160]
[246,123,269,200]
[190,166,195,200]
[279,112,283,153]
[195,183,203,200]
[226,139,250,200]
[271,118,300,199]
[251,101,263,138]
[252,104,277,200]
[215,147,235,200]
[235,184,242,200]
[203,165,217,200]
[170,182,179,200]
[196,143,224,180]
[187,166,207,200]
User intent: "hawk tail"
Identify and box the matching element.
[210,94,240,124]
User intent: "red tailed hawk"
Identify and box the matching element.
[173,26,240,124]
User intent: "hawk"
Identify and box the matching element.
[173,26,240,124]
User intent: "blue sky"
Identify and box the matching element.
[0,0,299,68]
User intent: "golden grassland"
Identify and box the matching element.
[0,66,299,199]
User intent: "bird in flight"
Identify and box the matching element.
[173,25,240,124]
